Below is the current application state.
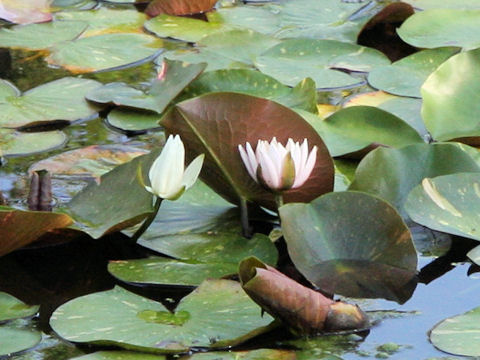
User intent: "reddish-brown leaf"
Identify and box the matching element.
[145,0,217,17]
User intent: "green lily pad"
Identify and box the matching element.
[349,143,480,216]
[109,257,238,287]
[0,77,102,128]
[0,21,87,50]
[0,206,73,257]
[181,69,318,113]
[403,0,480,9]
[280,191,417,303]
[430,306,480,357]
[0,292,39,323]
[50,281,274,353]
[55,8,147,37]
[255,39,390,89]
[71,351,166,360]
[66,150,158,239]
[198,29,280,66]
[307,106,423,157]
[0,129,67,157]
[87,59,206,113]
[213,5,281,35]
[180,349,296,359]
[468,245,480,266]
[398,9,480,50]
[405,173,480,241]
[144,14,224,43]
[0,324,42,356]
[107,108,162,133]
[276,0,368,42]
[46,33,163,73]
[368,47,459,98]
[421,48,480,141]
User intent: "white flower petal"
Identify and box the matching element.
[182,154,205,190]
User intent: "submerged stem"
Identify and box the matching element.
[130,196,162,243]
[240,197,253,239]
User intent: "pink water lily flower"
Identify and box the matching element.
[238,137,317,192]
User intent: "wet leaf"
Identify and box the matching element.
[349,143,480,216]
[280,191,418,303]
[0,207,73,256]
[146,0,217,17]
[405,173,480,241]
[255,38,390,89]
[161,92,334,210]
[0,129,67,157]
[368,47,459,98]
[0,292,39,322]
[46,33,163,73]
[0,0,52,24]
[106,108,162,133]
[71,351,166,360]
[398,9,480,49]
[214,5,280,35]
[0,324,42,356]
[0,77,102,128]
[50,281,274,353]
[0,21,86,50]
[430,306,480,356]
[180,349,296,359]
[421,48,480,141]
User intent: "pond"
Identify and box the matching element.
[1,0,480,359]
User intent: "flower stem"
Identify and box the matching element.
[240,197,253,239]
[275,193,284,211]
[130,197,162,243]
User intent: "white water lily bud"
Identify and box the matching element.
[146,135,204,200]
[238,137,317,192]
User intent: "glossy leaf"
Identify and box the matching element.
[0,324,42,356]
[368,47,459,98]
[0,129,67,157]
[214,6,280,35]
[0,0,52,24]
[430,306,480,356]
[0,207,73,257]
[422,48,480,141]
[468,245,480,266]
[71,351,166,360]
[107,109,162,133]
[0,292,39,322]
[50,281,274,353]
[180,349,295,360]
[145,0,217,17]
[349,143,480,216]
[161,92,334,210]
[398,9,480,49]
[405,173,480,241]
[255,39,390,88]
[0,77,102,128]
[0,21,86,50]
[280,191,417,303]
[47,33,163,73]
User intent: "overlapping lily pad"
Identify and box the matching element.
[368,47,459,98]
[0,324,42,357]
[280,191,417,303]
[403,0,480,9]
[145,0,217,17]
[430,306,480,356]
[106,109,162,133]
[398,9,480,49]
[0,0,52,24]
[0,292,39,322]
[0,21,86,50]
[405,173,480,241]
[47,33,163,73]
[349,143,480,216]
[180,349,296,359]
[255,39,390,89]
[50,281,274,353]
[1,129,67,157]
[421,48,480,141]
[71,351,166,360]
[213,5,281,35]
[0,77,102,128]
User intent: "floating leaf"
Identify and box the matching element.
[145,0,217,17]
[182,69,318,113]
[0,0,52,24]
[309,106,423,157]
[0,292,39,322]
[398,9,480,49]
[368,47,459,98]
[213,6,281,35]
[47,33,163,73]
[71,351,166,360]
[0,77,102,128]
[0,207,73,257]
[106,108,162,133]
[405,173,480,241]
[422,48,480,141]
[29,144,148,179]
[255,39,390,89]
[0,129,67,157]
[280,191,417,303]
[430,306,480,357]
[161,92,334,210]
[87,59,206,113]
[50,281,274,353]
[0,324,42,357]
[55,8,147,37]
[0,21,86,50]
[403,0,480,10]
[349,143,480,216]
[66,150,158,239]
[180,349,296,359]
